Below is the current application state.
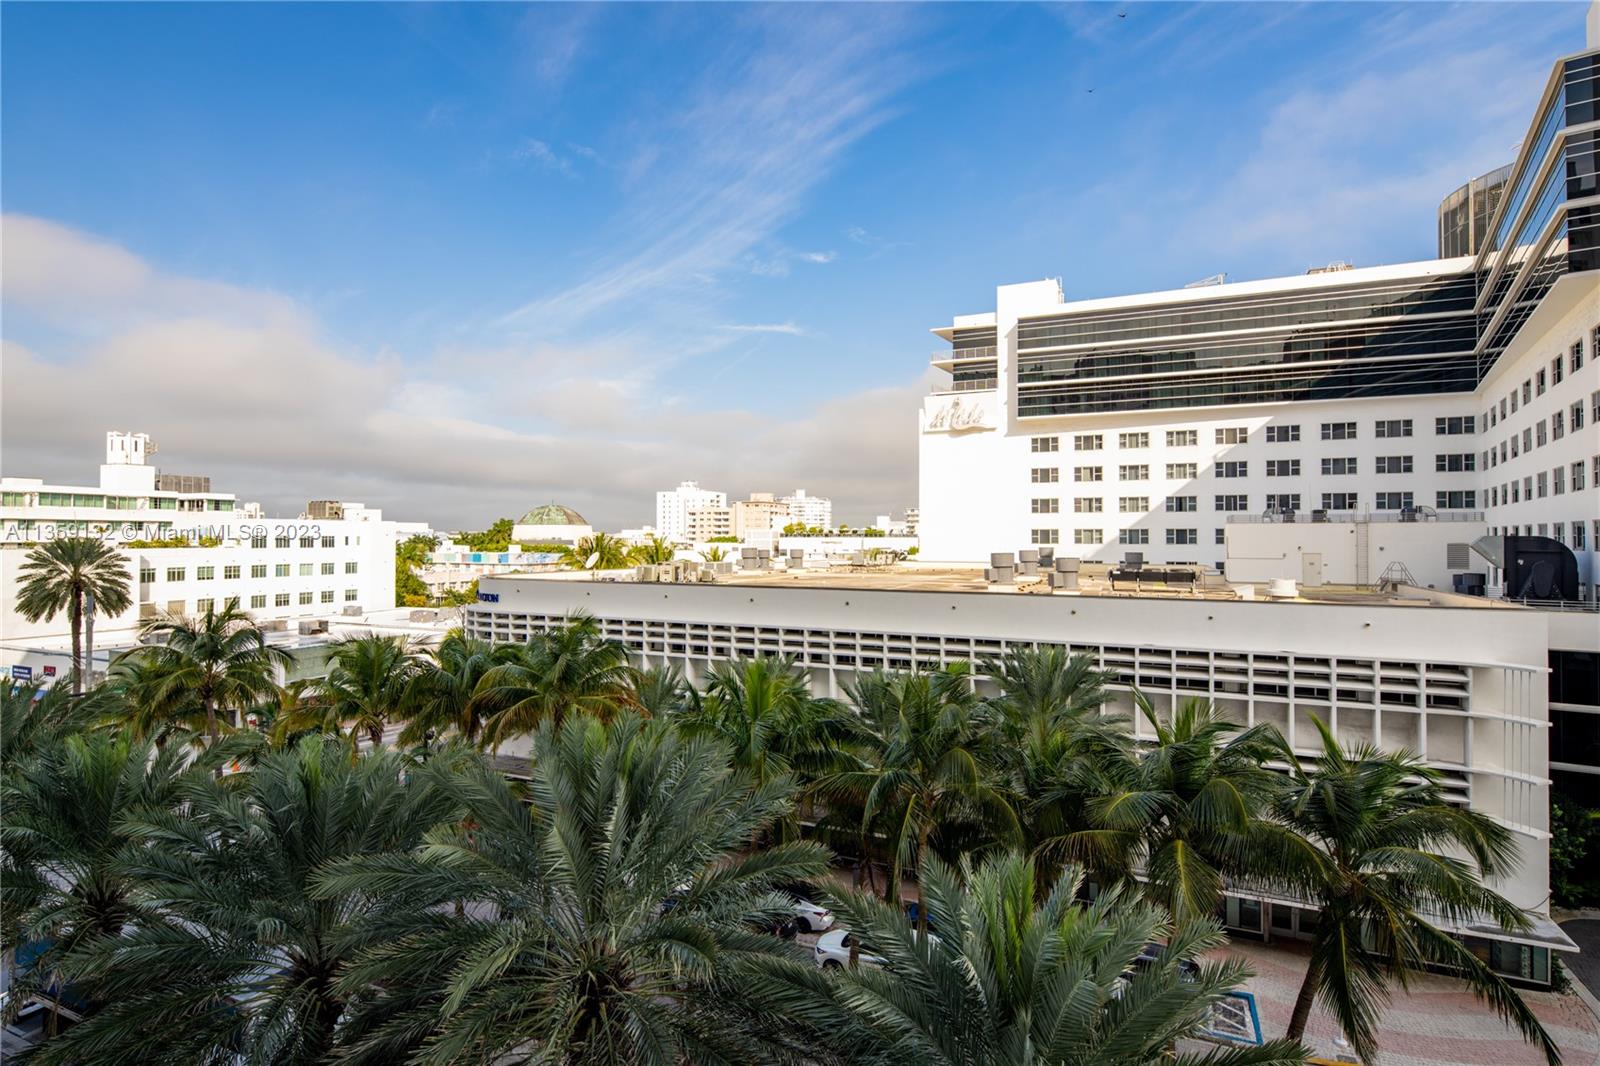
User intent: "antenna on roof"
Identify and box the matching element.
[584,552,600,570]
[1183,273,1227,288]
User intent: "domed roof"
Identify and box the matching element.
[516,503,589,526]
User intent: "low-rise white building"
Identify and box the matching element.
[780,488,832,531]
[655,482,727,542]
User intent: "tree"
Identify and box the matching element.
[1,732,190,1031]
[321,714,832,1065]
[395,533,439,607]
[754,852,1306,1066]
[1089,695,1286,926]
[625,662,695,716]
[0,679,100,776]
[471,614,636,746]
[311,634,423,750]
[93,654,210,746]
[562,531,632,570]
[629,534,676,565]
[15,537,134,694]
[24,737,462,1065]
[825,665,1020,921]
[129,602,291,746]
[1272,717,1558,1065]
[397,630,508,746]
[702,544,730,563]
[455,518,513,552]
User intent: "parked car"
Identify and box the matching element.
[814,928,939,970]
[789,898,834,933]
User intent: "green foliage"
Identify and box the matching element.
[706,535,740,543]
[454,518,513,552]
[440,580,480,607]
[16,537,135,693]
[1550,798,1600,907]
[471,613,637,745]
[905,545,919,556]
[395,533,440,607]
[562,531,632,570]
[122,535,222,548]
[628,534,677,566]
[781,521,828,536]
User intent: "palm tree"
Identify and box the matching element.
[0,732,190,1029]
[0,679,99,775]
[702,544,729,563]
[754,852,1305,1065]
[23,737,463,1065]
[130,602,291,745]
[680,657,846,789]
[1272,717,1559,1065]
[93,654,208,745]
[629,534,676,565]
[825,665,1020,922]
[1087,695,1286,926]
[563,531,632,570]
[314,634,422,749]
[625,662,695,716]
[980,645,1109,740]
[471,614,636,746]
[15,537,134,693]
[396,630,507,746]
[321,714,833,1065]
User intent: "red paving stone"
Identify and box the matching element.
[1211,938,1600,1065]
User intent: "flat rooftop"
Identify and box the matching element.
[492,563,1518,610]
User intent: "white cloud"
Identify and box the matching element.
[719,322,804,336]
[509,138,574,175]
[1,215,918,530]
[799,250,837,264]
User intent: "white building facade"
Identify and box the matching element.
[780,488,832,530]
[654,481,727,543]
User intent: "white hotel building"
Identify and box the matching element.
[463,38,1600,986]
[1,433,411,679]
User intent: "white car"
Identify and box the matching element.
[790,899,834,933]
[814,928,938,969]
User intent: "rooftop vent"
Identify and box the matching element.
[1306,261,1354,274]
[1183,273,1227,288]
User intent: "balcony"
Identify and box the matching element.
[1227,509,1485,524]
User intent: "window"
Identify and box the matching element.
[275,593,291,607]
[1375,419,1412,438]
[1536,472,1548,498]
[1031,436,1059,453]
[299,536,316,548]
[1118,432,1149,449]
[1374,456,1413,474]
[344,589,359,601]
[166,567,186,582]
[250,534,267,549]
[1510,390,1518,414]
[223,565,240,580]
[250,594,267,609]
[1574,461,1588,492]
[321,536,335,549]
[1435,415,1475,435]
[1321,457,1358,476]
[1031,498,1059,514]
[1593,390,1600,424]
[1073,529,1103,545]
[1031,467,1059,484]
[1214,494,1249,512]
[139,565,155,584]
[1266,494,1301,511]
[1266,425,1300,443]
[1523,427,1533,452]
[275,563,290,578]
[1166,430,1197,447]
[344,561,358,574]
[1554,355,1564,385]
[1074,497,1103,513]
[1266,459,1301,477]
[1500,397,1508,418]
[320,590,335,604]
[195,565,215,581]
[1166,462,1198,479]
[1573,338,1585,373]
[1215,426,1248,444]
[1031,528,1059,545]
[1215,528,1226,545]
[1321,422,1356,440]
[1166,528,1197,545]
[1554,466,1565,495]
[1436,453,1475,472]
[1575,401,1587,431]
[1075,434,1103,451]
[196,598,214,613]
[1074,466,1103,482]
[1215,461,1247,478]
[317,562,332,575]
[1577,523,1589,551]
[1553,411,1565,440]
[299,563,314,577]
[298,591,314,605]
[1166,496,1197,512]
[1119,496,1149,513]
[1436,491,1476,509]
[1119,529,1149,545]
[251,564,267,578]
[1118,464,1149,481]
[1375,492,1414,511]
[1522,381,1531,404]
[1536,420,1548,447]
[1321,492,1358,510]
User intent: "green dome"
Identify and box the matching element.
[516,503,588,526]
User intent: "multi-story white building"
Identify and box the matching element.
[683,506,733,542]
[732,493,791,540]
[779,488,832,531]
[654,481,727,542]
[1,433,406,668]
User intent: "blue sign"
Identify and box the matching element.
[477,591,500,603]
[11,665,33,681]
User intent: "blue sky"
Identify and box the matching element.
[1,2,1587,529]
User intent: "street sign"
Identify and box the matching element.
[11,665,33,681]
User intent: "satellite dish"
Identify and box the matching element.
[584,552,600,570]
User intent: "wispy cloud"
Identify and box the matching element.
[509,138,574,175]
[719,322,805,336]
[799,250,837,264]
[497,6,920,330]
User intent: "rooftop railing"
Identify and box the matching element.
[1226,509,1485,524]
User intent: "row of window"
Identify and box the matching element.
[1031,486,1479,531]
[140,561,359,582]
[179,589,363,612]
[1027,416,1478,456]
[250,535,347,549]
[4,492,235,511]
[1488,459,1596,506]
[1490,521,1595,553]
[1485,394,1596,470]
[1485,339,1586,431]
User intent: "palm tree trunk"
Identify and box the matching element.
[914,822,931,934]
[1286,955,1324,1044]
[69,591,84,695]
[369,720,385,750]
[205,694,220,746]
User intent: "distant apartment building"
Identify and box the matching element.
[780,488,832,530]
[732,492,791,539]
[684,506,733,542]
[655,481,727,542]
